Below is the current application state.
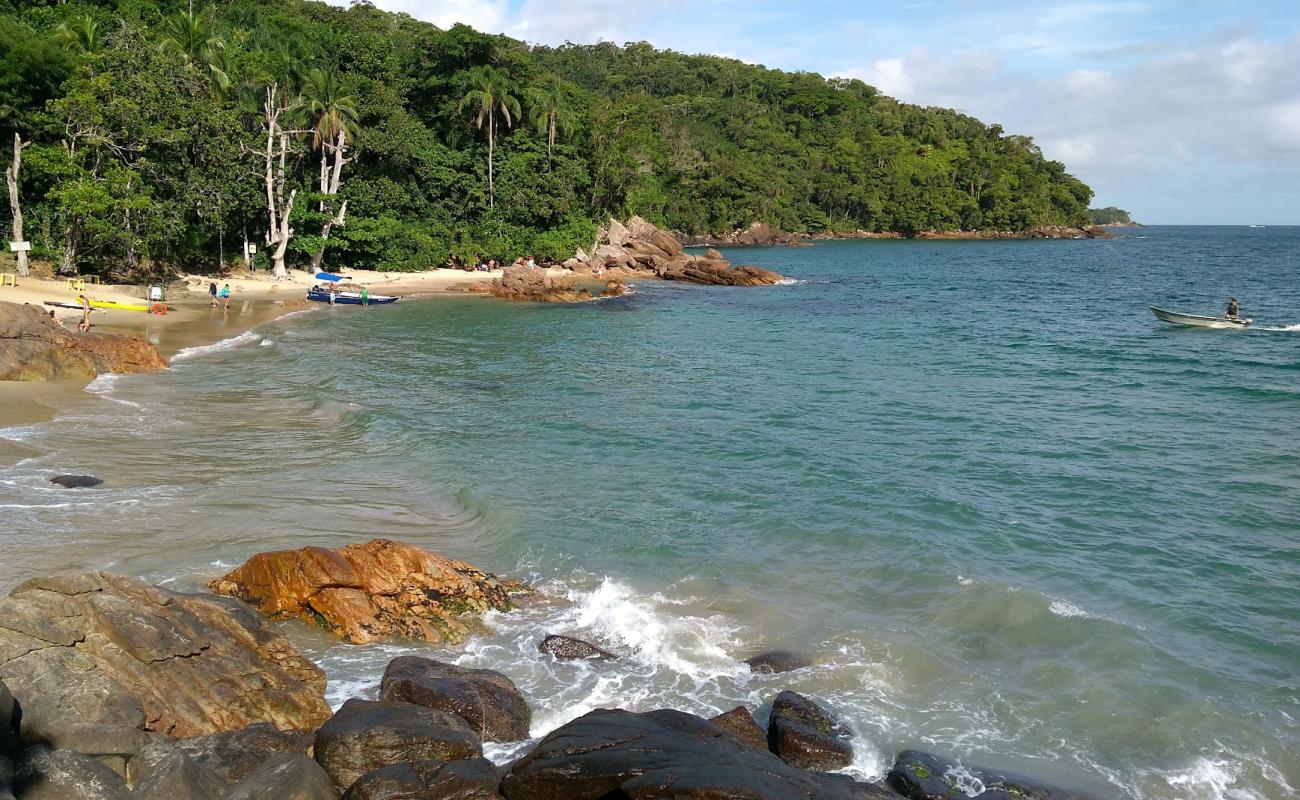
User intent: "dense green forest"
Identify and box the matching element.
[1088,206,1134,224]
[0,0,1094,278]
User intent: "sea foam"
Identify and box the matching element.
[171,329,263,362]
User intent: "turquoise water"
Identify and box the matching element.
[3,226,1298,798]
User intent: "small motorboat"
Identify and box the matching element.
[1150,306,1252,329]
[306,287,399,305]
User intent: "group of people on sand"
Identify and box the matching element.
[208,282,232,310]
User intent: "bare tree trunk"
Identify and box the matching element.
[488,113,495,208]
[271,190,295,278]
[5,133,28,277]
[309,129,349,272]
[59,225,77,276]
[242,225,250,269]
[548,111,555,163]
[262,84,298,280]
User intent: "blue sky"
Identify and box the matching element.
[338,1,1300,224]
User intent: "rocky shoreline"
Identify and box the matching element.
[0,540,1102,799]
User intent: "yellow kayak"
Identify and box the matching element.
[87,299,150,312]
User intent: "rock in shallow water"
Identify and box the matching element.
[209,539,515,645]
[380,656,530,743]
[313,699,482,790]
[48,474,103,489]
[767,690,854,772]
[343,757,503,800]
[536,634,617,661]
[0,572,330,752]
[744,650,810,674]
[0,301,167,382]
[887,750,1102,800]
[500,707,868,800]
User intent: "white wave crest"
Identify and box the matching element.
[775,278,805,285]
[171,330,263,362]
[1257,323,1300,332]
[944,764,987,797]
[1048,598,1097,619]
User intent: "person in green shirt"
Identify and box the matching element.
[360,286,369,306]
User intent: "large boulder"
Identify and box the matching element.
[0,572,330,759]
[536,635,616,661]
[708,706,767,752]
[13,746,128,800]
[767,691,854,772]
[500,708,868,800]
[380,657,530,743]
[0,301,167,381]
[127,751,225,800]
[129,722,315,786]
[226,754,338,800]
[489,266,593,303]
[887,750,1101,800]
[313,699,482,790]
[208,539,516,645]
[343,758,503,800]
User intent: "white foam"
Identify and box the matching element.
[171,330,263,362]
[259,339,274,347]
[957,574,977,586]
[1048,598,1095,619]
[775,278,806,285]
[1257,324,1300,332]
[1162,757,1249,799]
[944,763,987,797]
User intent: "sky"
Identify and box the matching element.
[330,0,1300,225]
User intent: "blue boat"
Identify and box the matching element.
[306,287,400,305]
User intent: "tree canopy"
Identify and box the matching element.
[1088,207,1133,224]
[0,0,1094,278]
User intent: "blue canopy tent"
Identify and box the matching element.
[314,272,352,282]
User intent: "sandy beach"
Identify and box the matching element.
[0,266,501,428]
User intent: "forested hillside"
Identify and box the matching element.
[0,0,1094,278]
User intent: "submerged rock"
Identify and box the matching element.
[500,708,867,800]
[744,650,810,674]
[536,634,617,661]
[767,691,854,772]
[48,474,103,489]
[208,539,515,645]
[313,699,482,790]
[0,300,167,381]
[887,750,1102,800]
[380,656,530,743]
[343,757,503,800]
[0,572,330,756]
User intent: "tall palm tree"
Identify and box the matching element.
[459,65,520,207]
[53,15,101,54]
[298,68,360,153]
[528,77,570,166]
[158,9,229,97]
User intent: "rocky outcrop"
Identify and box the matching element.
[0,301,167,381]
[379,656,530,743]
[490,266,593,303]
[913,225,1111,240]
[13,746,129,799]
[537,634,617,661]
[130,723,316,786]
[565,217,785,286]
[225,753,338,800]
[0,572,330,761]
[887,750,1101,800]
[129,751,225,800]
[500,708,868,800]
[767,691,854,772]
[344,758,503,800]
[208,539,516,645]
[313,699,482,790]
[708,706,767,752]
[744,650,810,674]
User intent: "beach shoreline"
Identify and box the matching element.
[0,266,505,430]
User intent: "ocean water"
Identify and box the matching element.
[2,226,1298,799]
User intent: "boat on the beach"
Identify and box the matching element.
[306,287,400,305]
[1150,306,1252,328]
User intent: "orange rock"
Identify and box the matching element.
[209,540,517,645]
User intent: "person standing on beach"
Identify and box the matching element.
[219,283,231,310]
[360,286,369,306]
[76,293,91,332]
[208,282,218,307]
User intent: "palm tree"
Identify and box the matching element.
[53,15,101,54]
[158,9,229,97]
[528,77,571,166]
[298,68,360,153]
[459,65,520,207]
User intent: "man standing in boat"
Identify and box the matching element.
[1226,298,1240,320]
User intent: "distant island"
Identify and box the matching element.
[3,0,1096,284]
[1088,207,1141,226]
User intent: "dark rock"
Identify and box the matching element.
[0,300,168,382]
[500,707,867,800]
[13,745,128,800]
[767,691,854,772]
[343,757,503,800]
[0,572,329,753]
[536,635,616,661]
[48,474,104,489]
[314,699,482,790]
[226,753,338,800]
[708,706,767,751]
[887,750,1102,800]
[129,722,315,786]
[127,751,224,800]
[744,650,810,674]
[380,656,530,743]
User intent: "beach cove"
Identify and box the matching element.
[1,227,1298,799]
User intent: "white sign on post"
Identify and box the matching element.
[246,245,257,254]
[8,241,31,252]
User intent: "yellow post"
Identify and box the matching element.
[0,273,16,287]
